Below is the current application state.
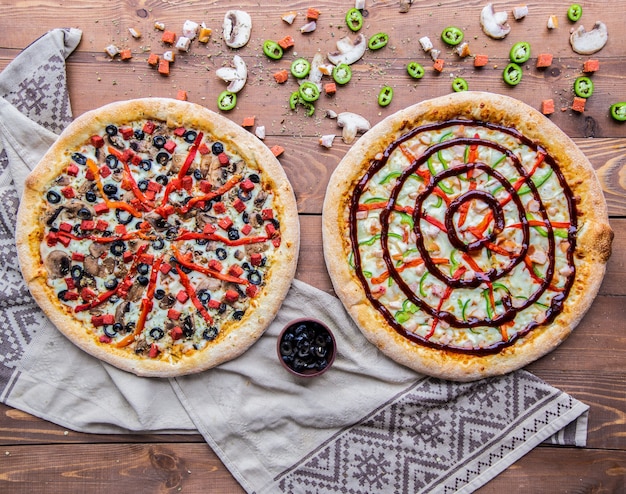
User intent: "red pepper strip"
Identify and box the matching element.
[467,137,479,163]
[508,220,571,229]
[523,256,563,292]
[422,214,447,232]
[86,159,142,217]
[107,146,152,207]
[432,187,451,206]
[116,256,163,348]
[176,231,269,247]
[160,178,181,207]
[371,257,448,285]
[483,241,517,258]
[357,201,415,215]
[174,264,214,325]
[499,320,515,340]
[461,251,484,275]
[176,131,204,182]
[172,245,249,285]
[426,265,467,339]
[178,174,243,214]
[398,144,432,182]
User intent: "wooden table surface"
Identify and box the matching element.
[1,1,625,492]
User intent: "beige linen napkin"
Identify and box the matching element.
[1,29,589,494]
[0,28,196,434]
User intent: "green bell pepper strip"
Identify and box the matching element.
[290,58,311,78]
[378,86,394,106]
[403,299,419,314]
[332,63,352,84]
[299,81,320,102]
[509,42,531,63]
[289,91,315,116]
[407,61,425,79]
[419,272,429,297]
[452,77,468,92]
[217,91,236,111]
[567,4,582,21]
[394,310,411,324]
[262,40,283,60]
[503,63,523,86]
[345,8,363,31]
[441,26,464,46]
[610,102,626,122]
[482,289,494,320]
[368,32,389,50]
[574,76,594,98]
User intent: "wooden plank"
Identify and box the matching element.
[0,442,624,493]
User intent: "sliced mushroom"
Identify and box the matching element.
[83,255,100,277]
[569,22,608,55]
[480,3,511,39]
[44,250,71,279]
[223,10,252,49]
[327,33,367,66]
[336,112,371,144]
[115,301,130,326]
[319,134,336,148]
[89,242,108,258]
[215,54,248,93]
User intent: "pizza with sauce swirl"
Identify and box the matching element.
[16,98,299,377]
[323,92,613,381]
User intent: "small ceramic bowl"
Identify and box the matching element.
[277,318,336,377]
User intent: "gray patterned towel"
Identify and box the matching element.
[0,29,589,494]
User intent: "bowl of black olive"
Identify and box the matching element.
[277,319,336,377]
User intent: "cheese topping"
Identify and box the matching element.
[349,120,577,353]
[40,119,281,361]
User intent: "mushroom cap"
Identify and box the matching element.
[570,22,609,55]
[215,55,248,93]
[44,250,72,279]
[337,112,371,144]
[223,10,252,49]
[480,3,511,39]
[327,34,367,66]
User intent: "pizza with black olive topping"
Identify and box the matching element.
[16,98,299,377]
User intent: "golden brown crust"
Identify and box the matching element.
[323,91,612,381]
[16,98,299,377]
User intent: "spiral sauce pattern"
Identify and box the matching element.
[349,120,577,354]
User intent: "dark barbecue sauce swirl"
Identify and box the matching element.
[349,119,578,355]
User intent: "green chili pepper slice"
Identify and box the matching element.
[217,91,236,111]
[262,40,283,60]
[503,63,523,86]
[452,77,468,92]
[378,85,393,106]
[332,63,352,84]
[441,26,464,46]
[610,102,626,122]
[509,42,531,63]
[407,61,425,79]
[368,32,389,50]
[574,76,594,98]
[290,58,311,79]
[299,81,320,102]
[345,8,363,31]
[289,91,300,110]
[567,4,582,21]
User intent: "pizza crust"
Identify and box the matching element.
[16,98,300,377]
[323,92,612,382]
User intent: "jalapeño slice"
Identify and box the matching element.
[290,58,311,78]
[574,76,594,98]
[345,8,363,31]
[407,61,425,79]
[610,102,626,122]
[368,32,389,50]
[441,26,464,46]
[332,63,352,84]
[509,42,531,63]
[217,91,236,111]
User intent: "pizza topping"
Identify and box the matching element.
[480,3,511,39]
[368,32,389,50]
[441,26,464,46]
[569,22,608,55]
[349,120,577,353]
[610,102,626,122]
[40,116,281,361]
